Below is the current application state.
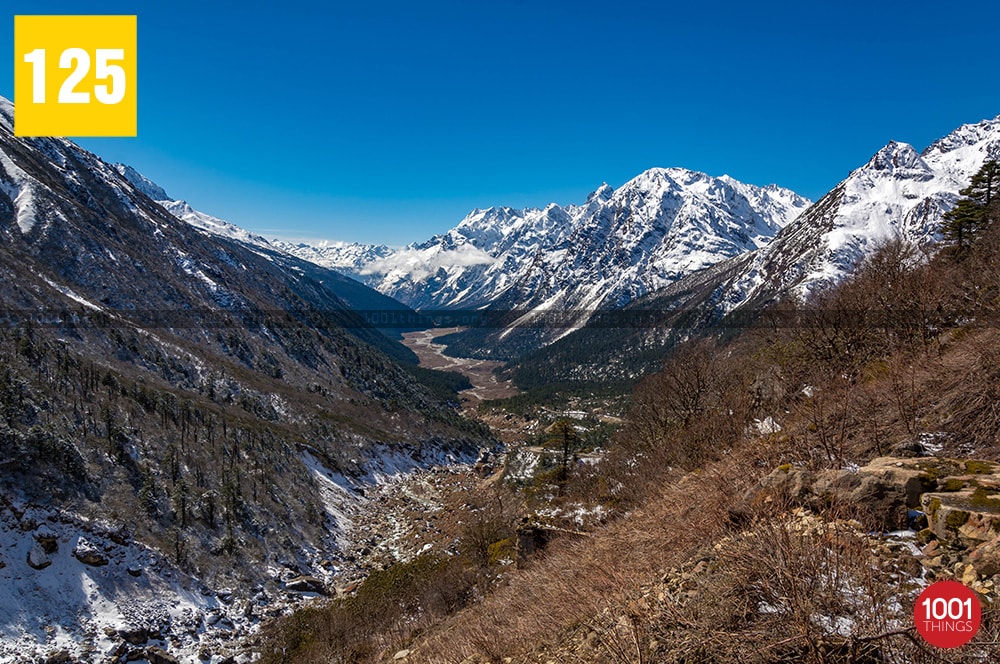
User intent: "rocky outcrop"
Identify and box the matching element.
[752,456,1000,594]
[35,530,59,554]
[969,535,1000,577]
[748,457,1000,532]
[145,646,180,664]
[284,576,327,594]
[917,462,1000,545]
[72,539,109,566]
[27,544,52,570]
[117,627,149,646]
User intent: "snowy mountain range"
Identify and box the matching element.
[114,113,1000,369]
[111,105,999,367]
[280,171,811,316]
[503,113,1000,384]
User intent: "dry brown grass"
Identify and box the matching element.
[407,452,764,663]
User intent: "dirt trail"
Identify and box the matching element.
[401,327,519,407]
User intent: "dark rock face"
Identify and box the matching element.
[35,531,59,554]
[118,627,148,646]
[145,646,180,664]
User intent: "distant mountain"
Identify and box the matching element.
[273,238,394,278]
[111,163,413,320]
[276,169,808,359]
[331,169,809,314]
[506,114,1000,388]
[114,161,809,356]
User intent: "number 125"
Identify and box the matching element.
[23,48,127,105]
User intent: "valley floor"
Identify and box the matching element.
[400,328,519,408]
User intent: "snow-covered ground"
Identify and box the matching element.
[1,440,488,663]
[0,501,256,664]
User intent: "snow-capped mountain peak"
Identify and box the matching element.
[586,183,614,203]
[322,167,811,313]
[112,163,170,201]
[920,115,1000,185]
[863,141,932,176]
[720,113,1000,306]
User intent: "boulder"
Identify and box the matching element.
[35,530,59,554]
[118,627,148,646]
[73,539,109,566]
[42,649,72,664]
[145,646,180,664]
[285,575,327,594]
[811,469,910,531]
[969,535,1000,577]
[27,544,52,570]
[853,457,939,508]
[922,489,1000,545]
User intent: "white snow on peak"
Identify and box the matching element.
[273,239,395,275]
[725,113,1000,307]
[293,167,810,313]
[110,163,275,249]
[804,124,999,292]
[586,183,614,203]
[921,115,1000,186]
[160,199,270,247]
[112,163,170,201]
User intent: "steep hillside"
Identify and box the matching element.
[110,163,417,332]
[0,96,491,660]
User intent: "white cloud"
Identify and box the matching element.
[361,244,495,281]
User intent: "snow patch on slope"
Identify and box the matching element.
[0,503,245,663]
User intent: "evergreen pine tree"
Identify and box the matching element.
[942,160,999,256]
[547,418,579,493]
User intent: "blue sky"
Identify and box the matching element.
[4,1,999,245]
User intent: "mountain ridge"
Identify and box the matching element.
[287,167,810,317]
[0,94,492,660]
[502,113,1000,388]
